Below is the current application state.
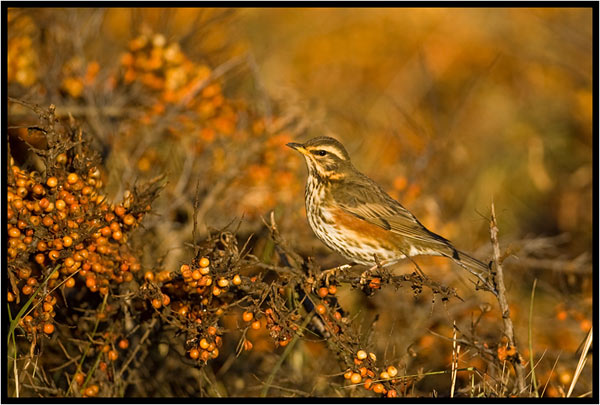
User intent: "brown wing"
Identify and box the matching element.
[330,172,455,254]
[330,171,496,291]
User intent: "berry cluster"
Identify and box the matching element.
[6,100,161,352]
[343,350,402,397]
[142,232,264,364]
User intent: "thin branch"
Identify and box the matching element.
[490,203,527,395]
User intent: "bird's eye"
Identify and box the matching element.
[317,150,327,156]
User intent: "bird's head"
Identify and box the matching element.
[286,136,352,181]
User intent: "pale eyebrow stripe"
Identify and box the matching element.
[307,145,344,160]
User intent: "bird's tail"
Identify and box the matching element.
[452,249,497,294]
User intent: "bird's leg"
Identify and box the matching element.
[319,263,354,286]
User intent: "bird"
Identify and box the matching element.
[286,136,496,293]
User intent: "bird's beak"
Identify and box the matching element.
[286,142,308,155]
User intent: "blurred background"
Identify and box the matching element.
[7,7,593,397]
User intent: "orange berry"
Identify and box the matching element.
[344,370,353,380]
[151,298,161,309]
[63,235,73,247]
[199,338,210,349]
[84,386,97,397]
[74,372,85,385]
[52,239,64,250]
[67,173,79,184]
[387,389,397,397]
[18,268,31,279]
[251,320,261,330]
[243,339,253,351]
[580,319,592,332]
[242,311,254,322]
[387,365,398,377]
[318,287,329,297]
[22,285,33,295]
[368,277,381,289]
[114,205,126,217]
[199,257,210,267]
[108,350,118,361]
[46,177,58,188]
[364,378,373,390]
[65,277,76,288]
[43,323,55,334]
[192,270,202,280]
[497,346,507,362]
[161,294,170,306]
[200,350,210,362]
[217,278,228,288]
[85,277,96,289]
[316,304,327,315]
[189,348,199,359]
[350,373,362,384]
[144,271,154,281]
[33,184,45,195]
[123,214,135,225]
[7,292,15,302]
[8,227,21,238]
[356,350,368,360]
[207,326,217,335]
[328,285,337,295]
[372,383,385,394]
[559,370,571,385]
[232,274,242,285]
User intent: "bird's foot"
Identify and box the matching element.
[359,266,378,285]
[318,264,353,286]
[360,260,393,285]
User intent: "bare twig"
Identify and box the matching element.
[118,318,158,379]
[490,203,527,395]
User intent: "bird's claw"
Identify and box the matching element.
[318,264,352,286]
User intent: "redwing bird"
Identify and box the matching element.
[287,136,495,292]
